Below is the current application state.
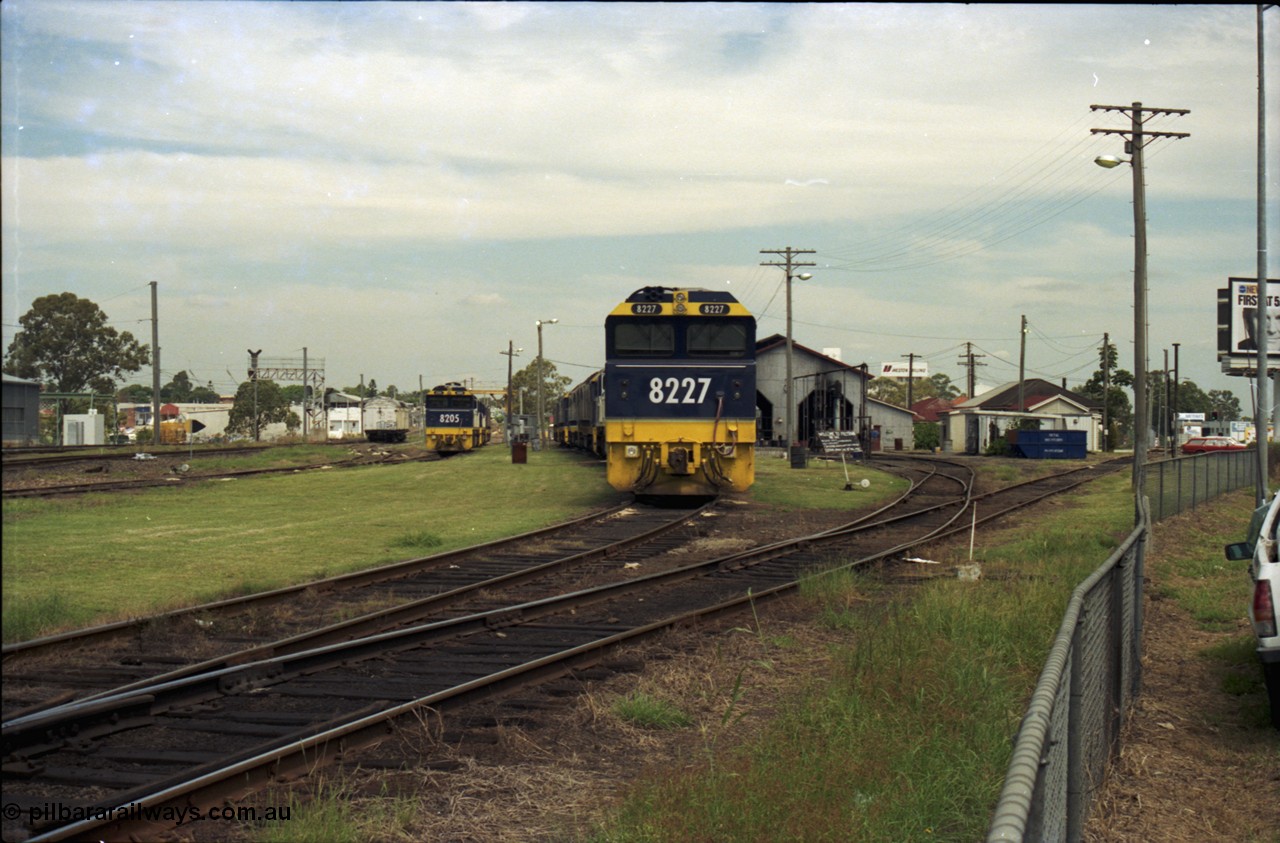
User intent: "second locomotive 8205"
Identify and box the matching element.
[424,382,491,453]
[586,286,756,496]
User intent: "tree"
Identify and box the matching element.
[189,384,221,403]
[1207,389,1243,422]
[116,384,153,403]
[866,372,958,408]
[1076,340,1134,450]
[510,360,572,418]
[4,293,149,393]
[867,377,907,405]
[161,370,192,402]
[227,379,296,437]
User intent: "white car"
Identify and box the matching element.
[1226,496,1280,729]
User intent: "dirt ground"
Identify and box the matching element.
[1081,503,1280,842]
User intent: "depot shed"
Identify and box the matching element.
[940,379,1102,455]
[755,336,915,452]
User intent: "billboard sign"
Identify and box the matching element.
[879,361,929,379]
[1219,277,1280,375]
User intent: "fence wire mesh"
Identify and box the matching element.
[987,450,1256,841]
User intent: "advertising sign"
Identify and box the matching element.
[879,361,929,379]
[1219,278,1280,375]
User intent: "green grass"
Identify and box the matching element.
[585,471,1253,843]
[750,453,906,510]
[612,692,693,729]
[2,445,619,641]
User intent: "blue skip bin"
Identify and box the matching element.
[1007,430,1087,459]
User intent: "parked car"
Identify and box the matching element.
[1182,436,1248,454]
[1225,496,1280,729]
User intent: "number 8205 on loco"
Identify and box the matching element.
[424,382,491,453]
[556,287,756,496]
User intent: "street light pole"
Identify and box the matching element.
[535,319,557,449]
[1092,102,1189,519]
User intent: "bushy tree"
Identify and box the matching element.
[4,293,149,393]
[1076,340,1133,450]
[867,372,959,408]
[227,379,296,437]
[117,384,153,403]
[913,422,940,451]
[1207,389,1243,422]
[510,360,572,418]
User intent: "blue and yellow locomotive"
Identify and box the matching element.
[597,286,756,496]
[424,382,491,453]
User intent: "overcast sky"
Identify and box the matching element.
[3,2,1277,406]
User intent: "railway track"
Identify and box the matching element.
[1,446,443,499]
[0,456,1124,841]
[2,499,705,717]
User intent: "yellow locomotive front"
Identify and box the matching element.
[424,383,490,453]
[603,287,756,496]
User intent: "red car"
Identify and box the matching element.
[1181,436,1248,454]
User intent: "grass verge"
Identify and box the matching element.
[2,445,619,641]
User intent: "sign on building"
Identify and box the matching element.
[878,361,929,379]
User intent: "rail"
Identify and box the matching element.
[987,451,1256,841]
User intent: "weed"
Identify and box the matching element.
[612,691,692,730]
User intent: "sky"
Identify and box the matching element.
[2,2,1278,408]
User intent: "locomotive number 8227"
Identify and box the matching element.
[601,286,756,496]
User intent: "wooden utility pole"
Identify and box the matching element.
[1017,315,1027,413]
[902,352,918,409]
[957,342,985,399]
[150,281,161,443]
[1102,333,1111,452]
[760,247,815,450]
[1091,102,1189,505]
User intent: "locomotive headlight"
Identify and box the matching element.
[625,445,640,458]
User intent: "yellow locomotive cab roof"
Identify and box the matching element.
[608,288,752,318]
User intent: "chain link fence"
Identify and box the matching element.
[986,450,1256,841]
[1147,449,1259,520]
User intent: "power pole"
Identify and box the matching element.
[150,281,161,443]
[957,342,985,398]
[500,341,522,441]
[1091,101,1190,507]
[1172,342,1180,454]
[902,352,918,410]
[760,248,815,451]
[302,347,309,439]
[247,349,262,442]
[1102,334,1111,453]
[1258,5,1273,500]
[1017,315,1027,414]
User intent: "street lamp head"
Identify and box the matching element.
[537,318,558,327]
[1094,154,1128,169]
[796,273,813,281]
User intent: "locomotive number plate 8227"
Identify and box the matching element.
[630,303,662,315]
[698,303,730,315]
